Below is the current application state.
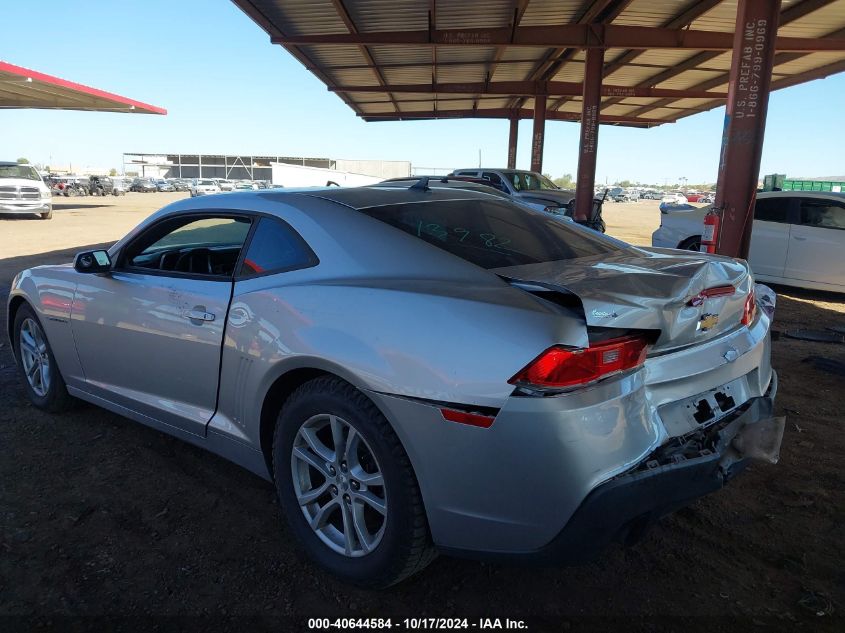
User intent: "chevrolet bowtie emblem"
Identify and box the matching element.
[699,313,719,331]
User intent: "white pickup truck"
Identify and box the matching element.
[0,162,53,219]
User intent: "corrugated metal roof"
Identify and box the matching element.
[233,0,845,127]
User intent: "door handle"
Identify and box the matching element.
[182,308,216,322]
[793,236,807,241]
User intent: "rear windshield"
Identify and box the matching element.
[359,199,621,269]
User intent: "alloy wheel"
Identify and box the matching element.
[291,414,387,557]
[19,317,51,397]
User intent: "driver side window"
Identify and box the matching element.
[121,215,252,278]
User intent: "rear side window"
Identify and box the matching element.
[359,199,621,269]
[754,197,790,223]
[239,217,317,277]
[798,198,845,230]
[481,172,507,192]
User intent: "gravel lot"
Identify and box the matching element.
[1,193,843,631]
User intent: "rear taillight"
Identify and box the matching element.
[741,288,757,326]
[508,336,650,390]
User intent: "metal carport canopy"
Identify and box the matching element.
[0,61,166,115]
[231,0,845,127]
[232,0,845,260]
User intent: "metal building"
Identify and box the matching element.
[122,153,411,180]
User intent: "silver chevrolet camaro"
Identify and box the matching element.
[7,182,782,587]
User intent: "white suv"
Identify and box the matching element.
[0,162,52,219]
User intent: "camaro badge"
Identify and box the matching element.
[699,313,719,331]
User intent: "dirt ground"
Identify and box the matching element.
[1,194,843,631]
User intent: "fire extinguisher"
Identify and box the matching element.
[700,208,721,254]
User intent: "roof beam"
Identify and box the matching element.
[480,0,531,110]
[511,0,632,112]
[315,58,785,74]
[625,24,845,118]
[597,0,842,114]
[359,107,668,126]
[230,0,363,116]
[331,80,727,99]
[330,0,400,113]
[605,0,723,78]
[654,56,845,121]
[526,0,633,81]
[270,24,845,52]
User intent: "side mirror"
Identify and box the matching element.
[74,250,112,274]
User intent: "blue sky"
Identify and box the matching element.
[3,0,844,184]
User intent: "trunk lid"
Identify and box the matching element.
[494,247,753,351]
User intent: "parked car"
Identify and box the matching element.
[699,193,715,204]
[190,178,221,197]
[131,178,157,193]
[88,175,114,196]
[659,202,698,214]
[0,161,52,219]
[7,184,779,587]
[661,191,689,204]
[111,178,129,196]
[604,186,623,202]
[170,179,191,192]
[450,168,575,215]
[233,180,258,191]
[611,188,639,202]
[155,179,175,193]
[216,179,235,192]
[653,191,845,292]
[383,176,605,231]
[380,175,537,209]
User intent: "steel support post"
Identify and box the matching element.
[574,46,605,222]
[530,97,546,173]
[714,0,781,258]
[507,117,519,169]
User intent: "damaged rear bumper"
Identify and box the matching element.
[441,371,781,564]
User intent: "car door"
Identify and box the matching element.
[784,196,845,288]
[70,213,253,435]
[747,196,794,279]
[216,216,320,442]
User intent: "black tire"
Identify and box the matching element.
[678,235,702,252]
[273,376,435,588]
[40,210,52,220]
[12,304,76,412]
